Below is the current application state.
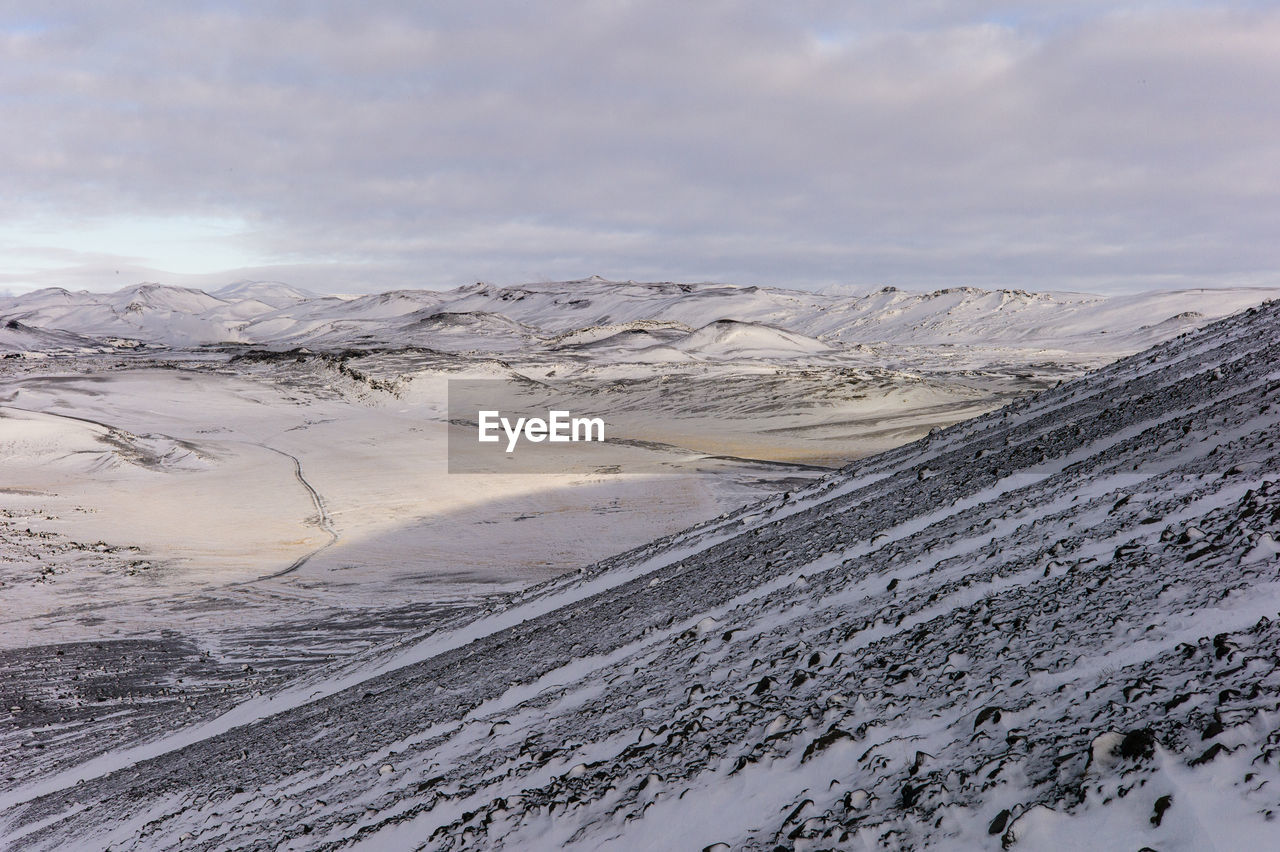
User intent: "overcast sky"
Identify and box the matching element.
[1,1,1277,295]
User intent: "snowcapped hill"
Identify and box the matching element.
[109,283,227,316]
[549,320,693,350]
[431,279,1280,353]
[671,319,833,360]
[0,283,245,347]
[212,281,317,308]
[0,319,109,356]
[2,279,1277,357]
[4,300,1279,850]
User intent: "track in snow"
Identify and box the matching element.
[244,444,340,582]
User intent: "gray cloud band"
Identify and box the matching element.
[3,3,1278,294]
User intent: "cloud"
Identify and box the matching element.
[1,1,1277,293]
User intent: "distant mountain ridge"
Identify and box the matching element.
[2,279,1278,359]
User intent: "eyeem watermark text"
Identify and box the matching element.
[478,410,606,453]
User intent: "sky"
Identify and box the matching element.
[1,1,1277,295]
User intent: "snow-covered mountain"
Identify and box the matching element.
[2,278,1277,357]
[0,319,110,356]
[211,281,318,308]
[3,298,1278,849]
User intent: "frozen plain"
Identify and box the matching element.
[1,279,1279,849]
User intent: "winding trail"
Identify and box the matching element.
[0,399,340,584]
[244,444,340,582]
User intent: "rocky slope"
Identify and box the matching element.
[2,299,1278,849]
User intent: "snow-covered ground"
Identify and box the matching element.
[1,280,1278,850]
[0,359,809,648]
